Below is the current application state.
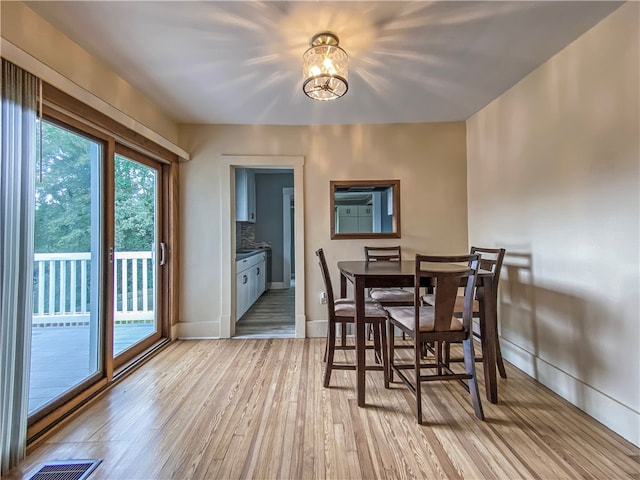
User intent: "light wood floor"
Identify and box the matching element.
[8,339,639,480]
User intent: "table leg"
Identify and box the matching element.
[355,276,366,407]
[340,273,347,346]
[340,272,347,298]
[481,279,498,404]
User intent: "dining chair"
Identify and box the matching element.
[433,247,507,378]
[364,246,414,306]
[315,248,389,388]
[386,254,484,424]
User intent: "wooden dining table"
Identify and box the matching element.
[337,260,499,408]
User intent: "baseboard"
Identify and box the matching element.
[295,314,307,338]
[269,282,289,290]
[176,321,220,339]
[170,323,179,340]
[306,320,327,338]
[501,337,640,447]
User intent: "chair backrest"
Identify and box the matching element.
[414,254,480,332]
[470,246,506,292]
[315,249,336,315]
[364,246,402,262]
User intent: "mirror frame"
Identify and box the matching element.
[330,179,401,240]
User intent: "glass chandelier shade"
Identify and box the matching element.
[302,32,348,101]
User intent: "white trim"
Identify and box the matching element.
[502,337,640,447]
[220,155,306,339]
[306,320,327,338]
[0,39,190,161]
[269,282,289,290]
[176,320,220,339]
[283,187,294,289]
[170,324,179,341]
[295,314,307,338]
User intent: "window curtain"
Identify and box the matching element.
[0,59,38,475]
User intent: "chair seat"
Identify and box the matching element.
[422,294,479,313]
[370,288,414,303]
[386,306,463,332]
[335,300,388,319]
[454,295,479,314]
[335,297,379,305]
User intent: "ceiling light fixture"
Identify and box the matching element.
[302,32,348,101]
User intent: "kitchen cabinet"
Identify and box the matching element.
[235,168,256,223]
[236,269,251,320]
[335,204,373,233]
[236,251,266,321]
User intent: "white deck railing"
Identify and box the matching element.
[33,251,155,325]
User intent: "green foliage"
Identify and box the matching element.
[34,121,156,253]
[114,155,156,252]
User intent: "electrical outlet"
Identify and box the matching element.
[320,291,327,304]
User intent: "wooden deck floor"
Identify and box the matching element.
[29,323,155,412]
[9,338,639,480]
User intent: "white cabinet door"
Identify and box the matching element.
[235,169,256,223]
[246,170,256,222]
[337,205,357,217]
[256,259,266,297]
[358,205,372,216]
[236,253,266,321]
[337,216,358,233]
[248,258,266,303]
[358,216,373,232]
[236,271,250,321]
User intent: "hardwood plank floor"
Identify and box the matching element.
[235,287,295,338]
[8,339,639,480]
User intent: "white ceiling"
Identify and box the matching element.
[26,1,621,126]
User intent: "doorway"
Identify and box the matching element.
[235,170,294,338]
[219,155,305,339]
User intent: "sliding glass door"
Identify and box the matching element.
[30,119,104,414]
[112,148,163,366]
[29,120,167,419]
[25,84,175,442]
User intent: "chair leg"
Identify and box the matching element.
[414,340,423,424]
[463,337,484,420]
[387,321,395,383]
[479,308,507,379]
[444,341,451,368]
[372,323,382,364]
[324,321,337,388]
[495,330,508,379]
[380,320,389,388]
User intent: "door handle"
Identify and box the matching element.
[160,242,166,266]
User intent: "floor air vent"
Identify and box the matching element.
[27,459,102,480]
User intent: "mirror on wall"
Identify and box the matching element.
[330,180,401,239]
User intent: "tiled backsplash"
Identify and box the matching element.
[237,222,255,249]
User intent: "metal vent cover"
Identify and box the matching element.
[27,459,102,480]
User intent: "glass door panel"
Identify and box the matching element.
[30,119,103,414]
[113,153,160,358]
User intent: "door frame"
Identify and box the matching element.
[282,187,294,288]
[219,155,305,338]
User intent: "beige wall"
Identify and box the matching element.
[466,3,639,445]
[1,1,179,143]
[178,122,468,335]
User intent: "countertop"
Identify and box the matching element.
[235,246,270,261]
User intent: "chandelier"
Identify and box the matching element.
[302,32,348,101]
